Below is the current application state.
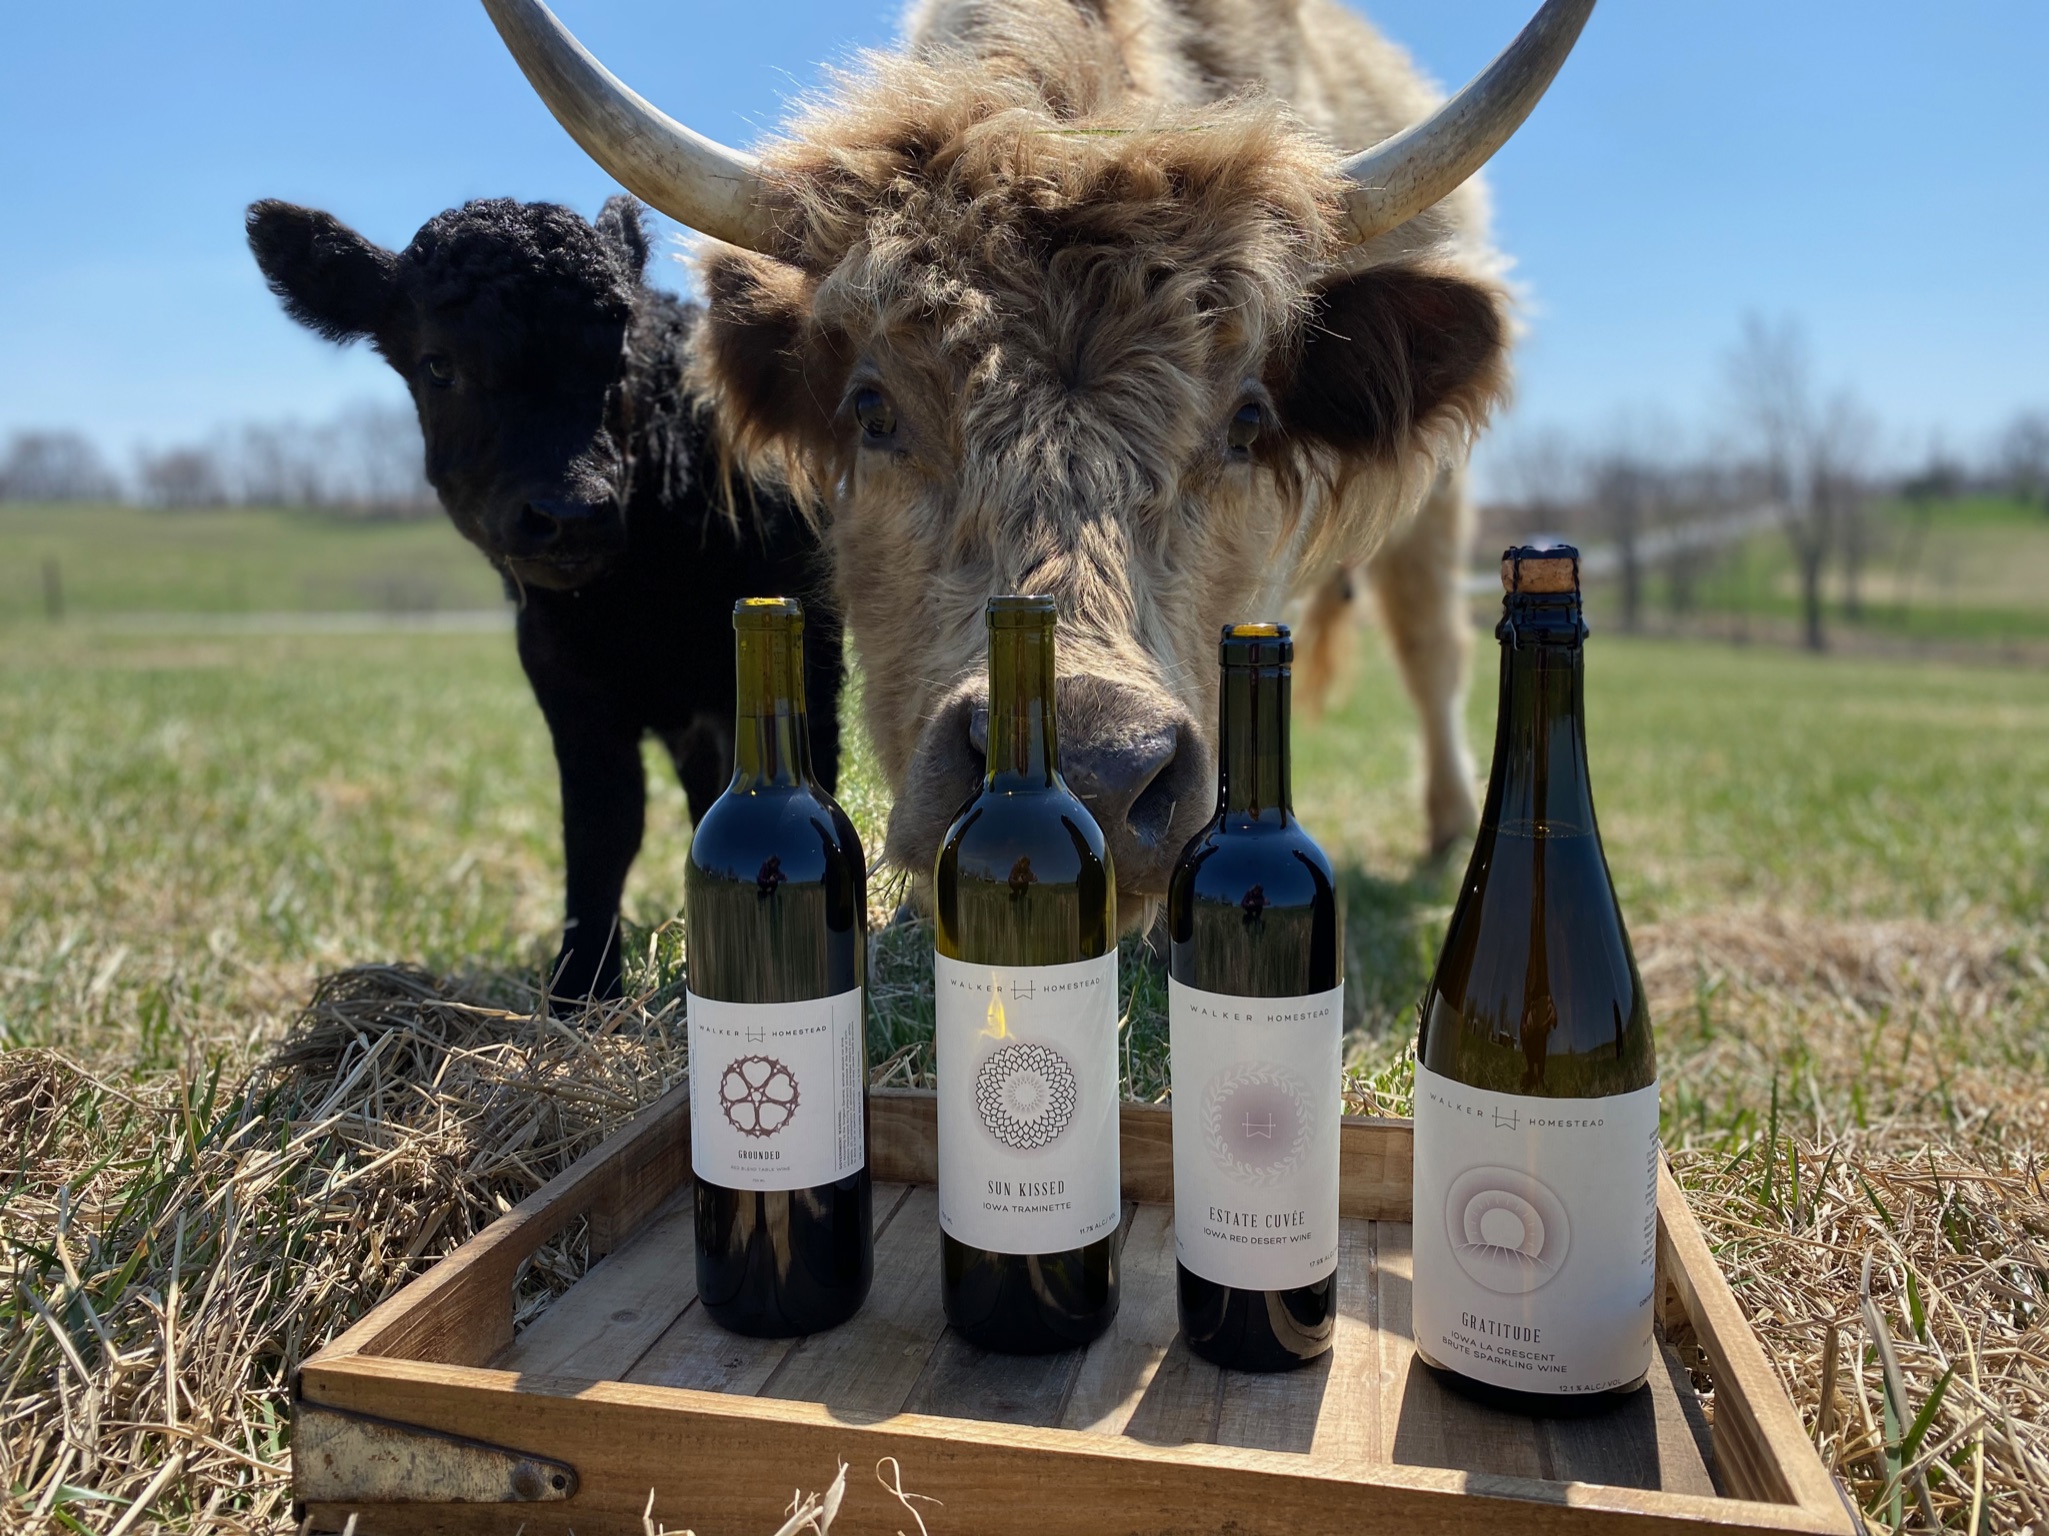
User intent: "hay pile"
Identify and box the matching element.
[1,965,686,1532]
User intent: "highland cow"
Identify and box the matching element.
[485,0,1591,928]
[247,195,842,1002]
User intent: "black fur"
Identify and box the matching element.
[248,195,842,1005]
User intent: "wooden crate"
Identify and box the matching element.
[296,1086,1854,1536]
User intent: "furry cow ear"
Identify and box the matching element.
[596,195,651,278]
[246,200,397,344]
[694,249,849,480]
[1272,265,1508,462]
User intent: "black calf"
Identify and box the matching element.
[248,195,841,1003]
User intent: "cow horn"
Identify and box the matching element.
[480,0,775,252]
[1339,0,1595,246]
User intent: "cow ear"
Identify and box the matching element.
[246,200,397,344]
[694,249,848,471]
[596,195,650,278]
[1272,265,1508,461]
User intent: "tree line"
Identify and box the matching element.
[0,401,435,519]
[1486,317,2048,652]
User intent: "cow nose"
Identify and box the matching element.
[517,497,605,550]
[960,675,1211,899]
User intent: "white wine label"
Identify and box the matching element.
[687,987,866,1193]
[1169,977,1343,1291]
[935,951,1122,1255]
[1411,1064,1660,1395]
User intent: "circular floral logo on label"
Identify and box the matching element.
[973,1042,1078,1150]
[1443,1165,1572,1294]
[1202,1061,1314,1185]
[718,1055,801,1138]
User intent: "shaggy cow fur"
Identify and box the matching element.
[247,195,842,1003]
[687,0,1511,926]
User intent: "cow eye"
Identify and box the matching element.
[1226,401,1263,455]
[423,355,456,388]
[853,387,897,446]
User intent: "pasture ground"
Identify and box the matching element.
[2,504,2046,1532]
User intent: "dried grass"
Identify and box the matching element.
[4,912,2046,1533]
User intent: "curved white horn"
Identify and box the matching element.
[1340,0,1595,246]
[481,0,775,251]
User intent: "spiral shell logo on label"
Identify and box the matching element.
[973,1041,1078,1151]
[1201,1061,1314,1186]
[1444,1165,1572,1295]
[718,1054,801,1139]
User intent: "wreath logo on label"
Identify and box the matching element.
[718,1055,801,1139]
[973,1042,1078,1150]
[1202,1061,1315,1186]
[1443,1165,1572,1294]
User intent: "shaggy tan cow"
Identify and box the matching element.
[484,0,1592,928]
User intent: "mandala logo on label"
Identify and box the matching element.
[973,1041,1078,1150]
[1201,1061,1314,1186]
[718,1055,801,1139]
[1443,1164,1572,1294]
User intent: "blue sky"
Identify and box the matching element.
[3,1,2044,485]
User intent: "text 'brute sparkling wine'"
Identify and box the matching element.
[685,598,873,1337]
[1168,623,1342,1372]
[934,595,1121,1354]
[1413,548,1659,1411]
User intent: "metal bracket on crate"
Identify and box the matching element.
[295,1401,579,1504]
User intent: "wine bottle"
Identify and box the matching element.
[1168,623,1343,1372]
[934,595,1121,1354]
[1412,546,1659,1411]
[685,597,873,1337]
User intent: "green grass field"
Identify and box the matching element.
[3,503,2047,1531]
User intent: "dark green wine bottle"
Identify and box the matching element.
[934,595,1120,1354]
[685,597,872,1337]
[1168,623,1342,1372]
[1413,547,1658,1411]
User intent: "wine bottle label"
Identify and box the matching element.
[935,952,1122,1255]
[1167,977,1343,1291]
[687,987,866,1193]
[1411,1064,1659,1395]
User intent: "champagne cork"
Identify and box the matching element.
[1500,545,1581,595]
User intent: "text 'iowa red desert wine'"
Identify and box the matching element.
[685,597,872,1337]
[1169,623,1342,1372]
[1413,547,1658,1410]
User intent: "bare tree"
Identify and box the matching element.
[0,431,120,503]
[1725,316,1838,651]
[136,447,228,509]
[1486,428,1585,545]
[1588,454,1653,631]
[1811,393,1879,623]
[2000,410,2049,509]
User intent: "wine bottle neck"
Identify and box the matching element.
[1481,600,1595,837]
[1218,661,1291,823]
[985,620,1059,790]
[731,617,813,791]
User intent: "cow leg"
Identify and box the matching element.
[661,718,731,827]
[545,715,644,1008]
[804,602,847,795]
[1365,465,1479,857]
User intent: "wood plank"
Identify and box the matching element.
[1376,1220,1551,1480]
[1306,1215,1382,1465]
[1536,1345,1717,1494]
[1657,1163,1847,1524]
[302,1351,1845,1536]
[867,1089,1410,1218]
[309,1082,692,1370]
[493,1184,699,1381]
[627,1183,918,1398]
[744,1184,944,1414]
[900,1203,1139,1426]
[1061,1203,1186,1436]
